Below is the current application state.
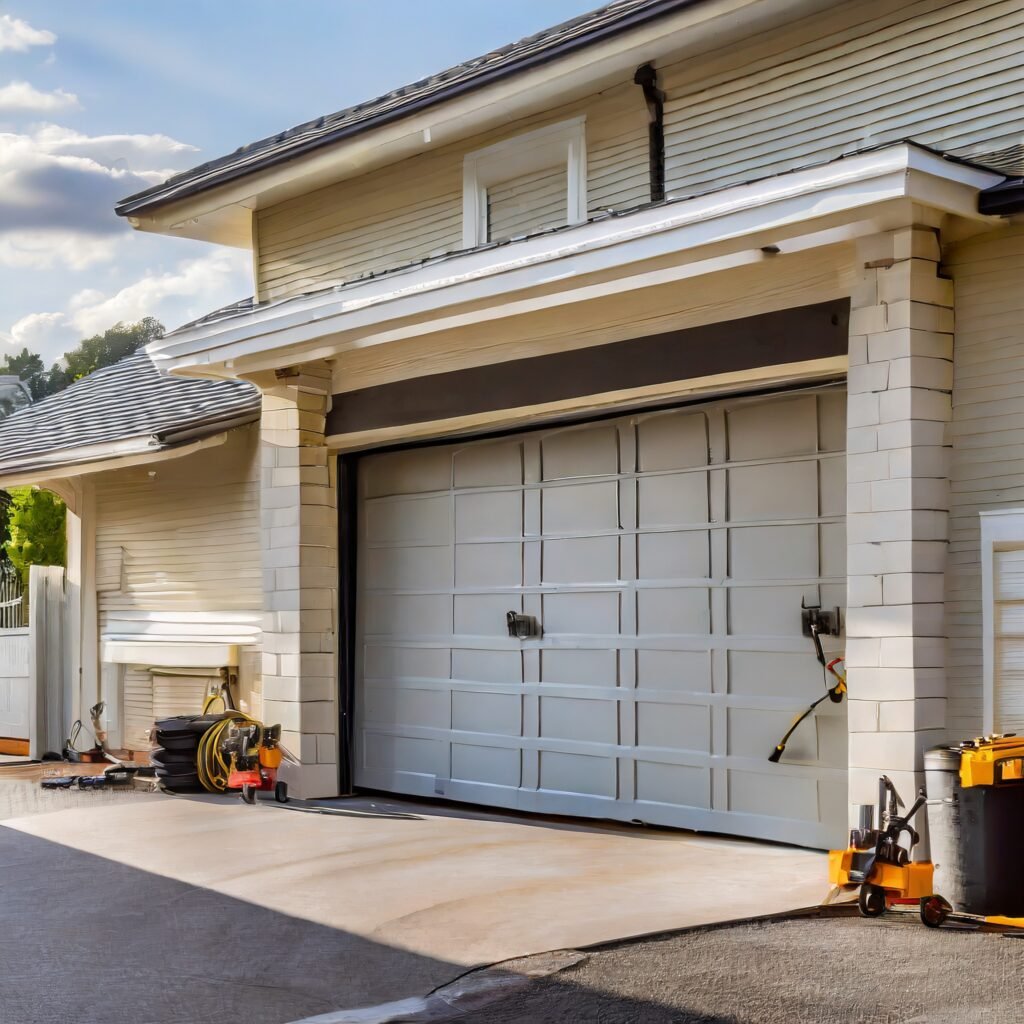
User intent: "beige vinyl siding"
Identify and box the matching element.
[944,223,1024,738]
[662,0,1024,198]
[123,667,154,749]
[95,425,262,637]
[487,165,568,242]
[256,82,649,302]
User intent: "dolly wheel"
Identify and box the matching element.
[241,784,256,805]
[920,895,952,929]
[274,780,289,804]
[858,884,887,918]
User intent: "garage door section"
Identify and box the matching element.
[355,390,847,848]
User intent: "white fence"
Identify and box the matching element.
[0,568,25,629]
[0,627,30,743]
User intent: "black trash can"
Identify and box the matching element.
[958,737,1024,917]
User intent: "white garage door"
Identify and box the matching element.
[355,389,847,848]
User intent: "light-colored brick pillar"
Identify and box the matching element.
[845,227,952,819]
[259,361,340,798]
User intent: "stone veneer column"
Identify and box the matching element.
[845,227,953,816]
[259,361,339,798]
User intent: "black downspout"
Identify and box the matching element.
[634,62,666,204]
[336,453,358,794]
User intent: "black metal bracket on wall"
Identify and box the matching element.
[634,62,665,203]
[336,454,359,794]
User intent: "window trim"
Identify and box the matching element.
[980,508,1024,733]
[462,116,587,248]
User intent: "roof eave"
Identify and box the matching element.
[978,179,1024,216]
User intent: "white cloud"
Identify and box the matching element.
[69,250,251,337]
[3,250,251,363]
[0,14,55,52]
[0,123,198,269]
[0,81,78,113]
[4,311,76,358]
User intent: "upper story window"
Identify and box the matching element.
[462,116,587,248]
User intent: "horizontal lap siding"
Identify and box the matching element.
[945,224,1024,738]
[95,426,262,629]
[256,83,649,302]
[662,0,1024,198]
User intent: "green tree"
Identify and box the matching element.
[42,317,164,395]
[4,487,66,585]
[0,347,46,401]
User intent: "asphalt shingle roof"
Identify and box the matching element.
[0,350,260,477]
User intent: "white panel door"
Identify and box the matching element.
[355,389,847,848]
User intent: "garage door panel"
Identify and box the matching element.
[363,544,451,590]
[543,535,618,584]
[729,585,816,636]
[454,440,523,488]
[540,750,616,797]
[637,473,709,527]
[361,685,451,731]
[728,650,827,698]
[456,542,521,588]
[541,648,618,687]
[818,392,847,453]
[818,457,846,517]
[452,648,523,685]
[729,769,818,821]
[543,481,619,534]
[454,593,517,637]
[637,587,710,636]
[543,426,619,480]
[543,591,620,634]
[729,706,817,763]
[363,733,448,777]
[730,525,819,579]
[820,522,846,578]
[540,695,617,744]
[636,760,710,808]
[363,645,451,681]
[452,690,522,736]
[636,701,710,751]
[636,649,712,693]
[726,395,818,461]
[364,593,453,637]
[356,388,847,849]
[637,531,709,580]
[456,491,522,541]
[637,412,708,472]
[361,447,452,498]
[366,495,450,545]
[729,462,818,522]
[452,742,522,787]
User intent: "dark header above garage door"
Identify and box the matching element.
[326,299,850,436]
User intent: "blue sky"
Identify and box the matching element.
[0,1,595,364]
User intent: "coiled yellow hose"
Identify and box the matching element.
[196,692,263,793]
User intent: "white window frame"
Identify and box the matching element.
[980,508,1024,733]
[462,115,587,248]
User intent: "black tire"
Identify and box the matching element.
[241,784,256,804]
[274,781,289,804]
[920,895,951,929]
[858,884,887,918]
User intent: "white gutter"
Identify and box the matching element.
[152,145,1000,376]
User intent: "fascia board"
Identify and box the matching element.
[153,145,1000,373]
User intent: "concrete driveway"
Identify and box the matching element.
[1,792,826,1023]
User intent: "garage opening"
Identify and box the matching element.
[352,388,847,849]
